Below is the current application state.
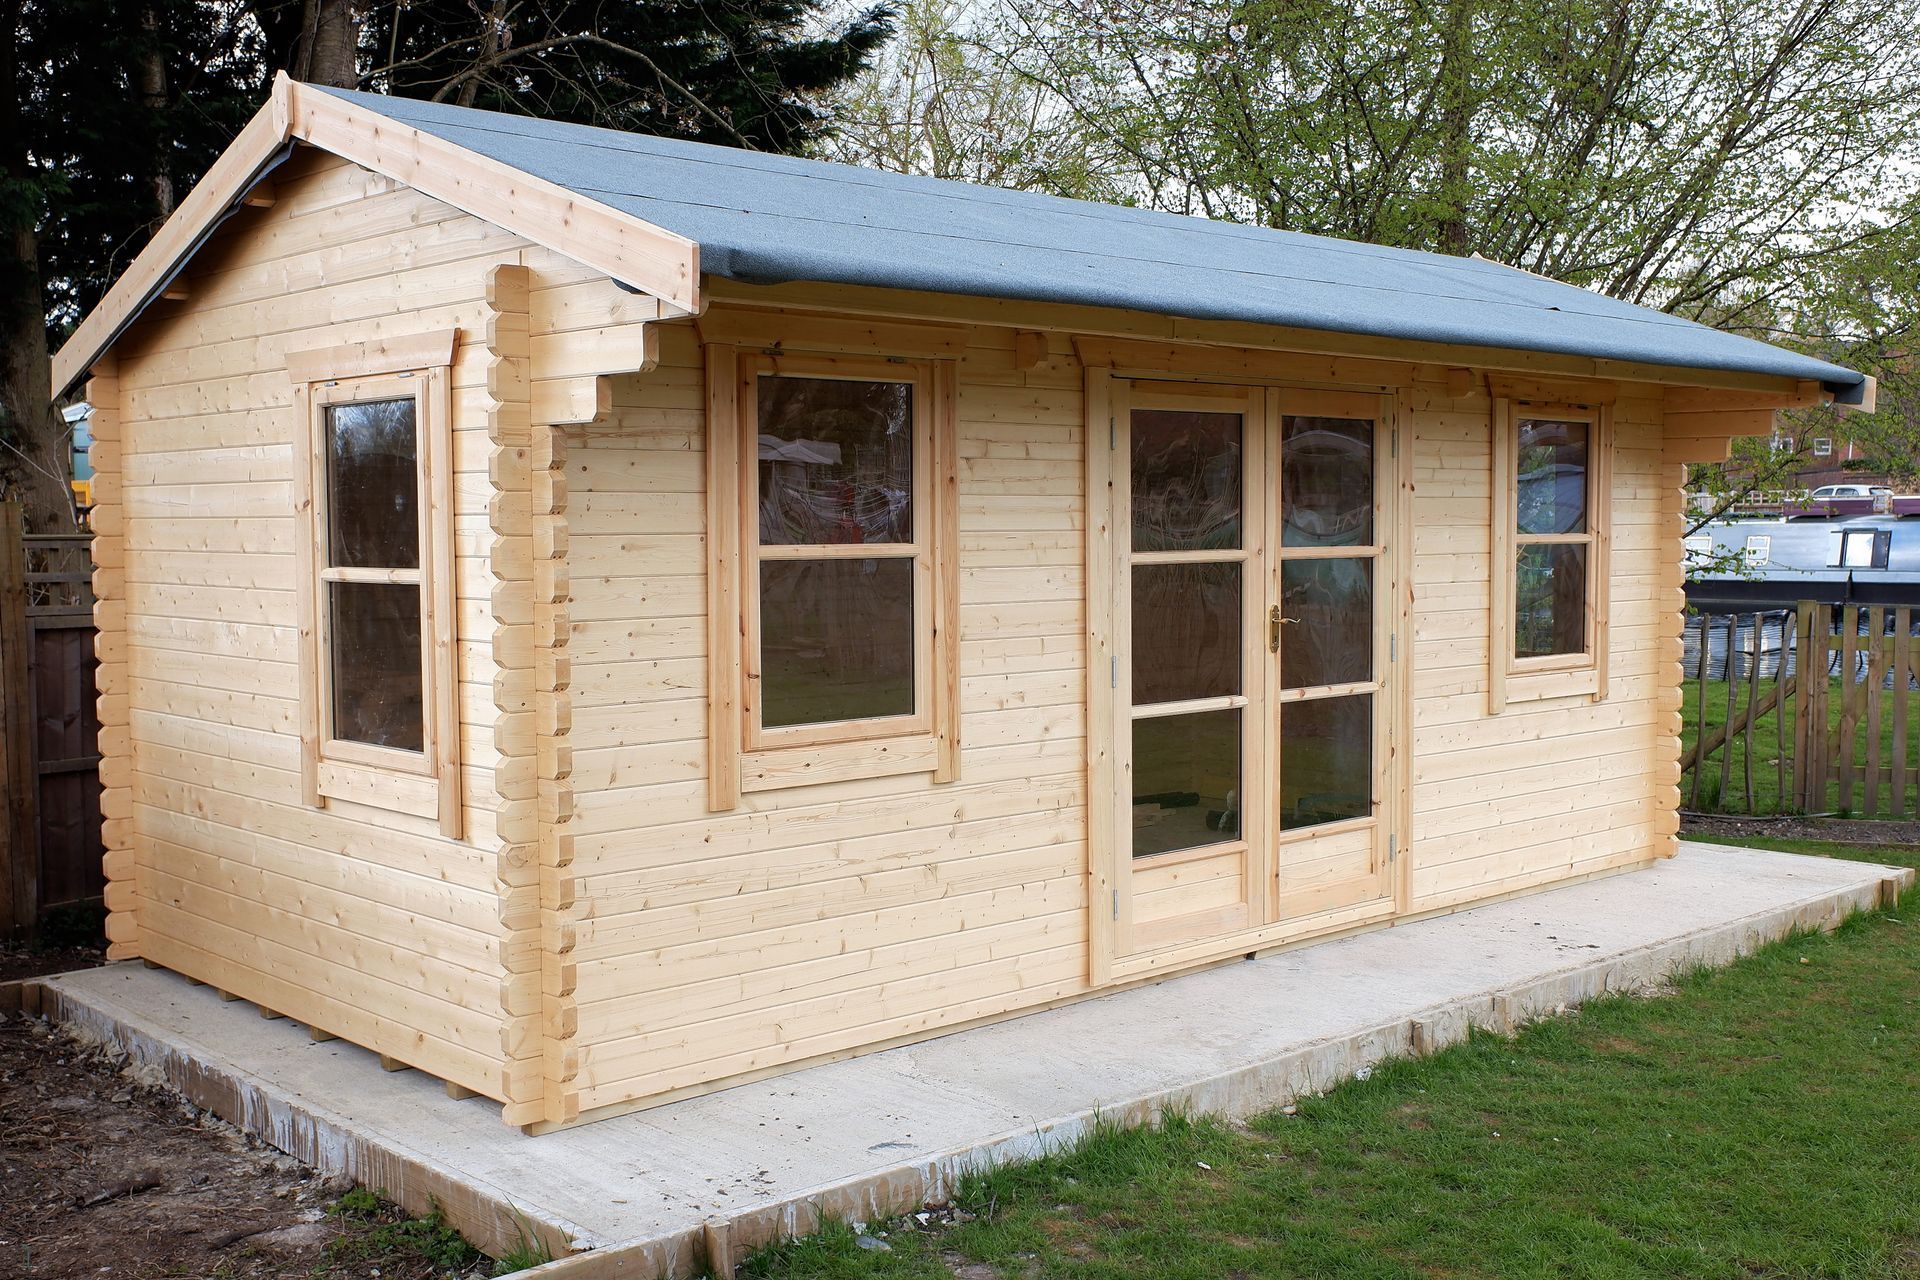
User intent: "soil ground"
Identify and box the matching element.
[1679,813,1920,845]
[0,944,105,985]
[0,1008,495,1280]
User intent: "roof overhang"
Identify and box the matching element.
[53,76,1872,417]
[51,73,700,396]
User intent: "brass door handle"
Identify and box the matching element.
[1268,607,1299,651]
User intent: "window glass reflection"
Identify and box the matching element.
[1281,417,1373,547]
[1131,409,1242,552]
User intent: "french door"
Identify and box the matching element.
[1093,377,1402,977]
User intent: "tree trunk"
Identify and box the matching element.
[0,0,77,534]
[298,0,362,87]
[455,1,510,107]
[1435,0,1476,257]
[137,1,175,225]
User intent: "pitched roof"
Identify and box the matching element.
[55,76,1869,404]
[315,86,1868,402]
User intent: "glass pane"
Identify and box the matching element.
[760,557,915,727]
[1517,419,1588,534]
[1132,562,1241,705]
[1131,409,1242,552]
[1280,559,1373,688]
[1132,709,1241,858]
[1281,417,1373,546]
[326,398,419,569]
[757,376,913,545]
[1280,694,1372,831]
[1515,543,1588,658]
[328,581,423,751]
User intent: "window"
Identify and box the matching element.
[1813,437,1833,457]
[1684,534,1713,564]
[707,349,958,806]
[289,332,459,835]
[1743,535,1771,567]
[1832,528,1890,569]
[1489,400,1611,709]
[752,373,922,735]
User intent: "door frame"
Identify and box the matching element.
[1085,364,1415,986]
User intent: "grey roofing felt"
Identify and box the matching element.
[318,87,1868,399]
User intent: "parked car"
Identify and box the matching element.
[1781,483,1894,519]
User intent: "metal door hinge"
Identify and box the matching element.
[1388,834,1398,863]
[1110,416,1117,449]
[1110,655,1118,688]
[1112,889,1120,920]
[1390,633,1398,662]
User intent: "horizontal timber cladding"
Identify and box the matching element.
[110,148,531,1104]
[1404,378,1675,911]
[564,319,1093,1111]
[561,304,1681,1115]
[103,142,1693,1120]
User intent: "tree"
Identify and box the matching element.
[991,0,1920,328]
[265,0,900,151]
[4,0,263,532]
[821,0,1116,198]
[0,0,77,532]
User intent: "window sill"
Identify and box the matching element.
[1498,665,1602,706]
[739,732,944,795]
[317,757,443,821]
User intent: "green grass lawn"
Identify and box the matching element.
[742,837,1920,1280]
[1682,677,1917,817]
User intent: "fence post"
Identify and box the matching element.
[1792,602,1812,810]
[1865,606,1886,817]
[1896,607,1912,820]
[0,502,36,936]
[1838,606,1861,814]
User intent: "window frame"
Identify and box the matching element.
[291,342,460,837]
[1832,527,1891,569]
[707,345,960,807]
[1489,398,1612,710]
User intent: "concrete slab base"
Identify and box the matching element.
[28,842,1912,1277]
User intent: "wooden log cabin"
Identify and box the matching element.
[53,75,1874,1131]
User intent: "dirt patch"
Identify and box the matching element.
[1681,815,1920,848]
[0,1011,492,1280]
[0,945,105,985]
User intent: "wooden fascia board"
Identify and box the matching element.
[51,74,701,395]
[704,277,1837,400]
[1664,380,1830,413]
[287,80,699,318]
[1486,372,1618,405]
[50,79,294,394]
[1073,335,1413,388]
[694,306,968,358]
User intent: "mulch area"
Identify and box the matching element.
[0,1009,488,1280]
[0,946,105,985]
[1680,814,1920,846]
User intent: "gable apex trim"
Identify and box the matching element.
[51,74,700,396]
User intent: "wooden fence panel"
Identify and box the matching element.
[31,615,103,911]
[1,507,33,934]
[1687,601,1919,818]
[0,512,102,936]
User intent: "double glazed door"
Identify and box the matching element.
[1098,378,1400,971]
